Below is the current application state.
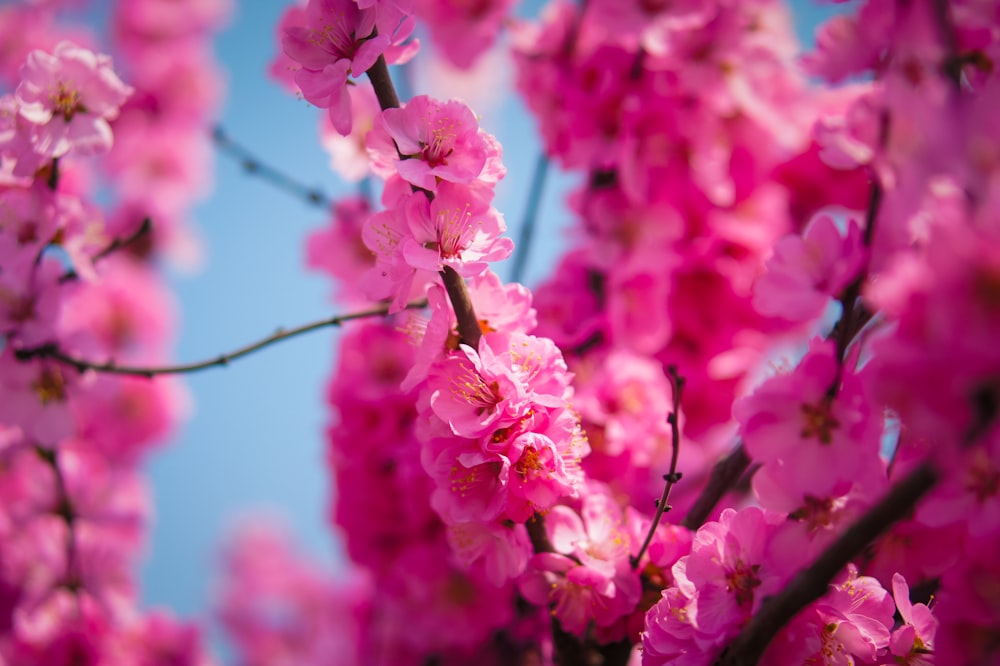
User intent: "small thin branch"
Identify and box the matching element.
[59,217,152,283]
[212,126,333,209]
[526,514,554,554]
[680,443,751,531]
[715,460,940,666]
[510,154,550,285]
[14,300,427,378]
[631,366,685,568]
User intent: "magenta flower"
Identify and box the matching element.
[427,338,531,439]
[734,339,882,501]
[404,183,512,272]
[672,507,785,644]
[889,573,937,666]
[0,352,79,445]
[282,0,411,135]
[519,486,641,635]
[367,95,504,191]
[762,565,895,665]
[15,42,132,159]
[753,214,867,323]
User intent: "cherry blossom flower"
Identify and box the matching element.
[367,95,504,191]
[15,42,132,159]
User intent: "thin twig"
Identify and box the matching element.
[510,154,550,285]
[715,460,940,666]
[14,300,427,378]
[59,217,152,283]
[631,366,685,568]
[213,126,333,208]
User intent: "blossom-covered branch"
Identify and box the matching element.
[716,460,940,666]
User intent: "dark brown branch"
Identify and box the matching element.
[212,126,333,208]
[680,443,751,531]
[14,300,427,378]
[441,266,482,349]
[632,366,685,568]
[366,54,401,110]
[715,460,940,666]
[526,514,554,554]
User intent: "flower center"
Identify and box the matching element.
[50,83,86,122]
[800,399,839,444]
[32,366,67,405]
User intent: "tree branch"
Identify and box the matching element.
[715,460,940,666]
[213,126,333,208]
[680,443,751,531]
[13,300,427,378]
[60,217,153,283]
[366,54,401,110]
[510,153,550,285]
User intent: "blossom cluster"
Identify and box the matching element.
[321,2,1000,666]
[213,0,1000,664]
[5,0,998,665]
[0,0,228,662]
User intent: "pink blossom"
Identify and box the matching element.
[519,486,641,636]
[762,566,895,665]
[672,507,785,645]
[362,181,512,305]
[889,573,937,666]
[446,519,532,585]
[641,588,705,666]
[0,94,47,178]
[367,95,504,191]
[753,214,867,322]
[375,541,514,655]
[0,256,62,347]
[305,195,377,306]
[413,0,516,69]
[15,42,132,159]
[0,351,80,445]
[362,179,514,311]
[401,270,536,392]
[113,0,232,40]
[282,0,416,135]
[734,339,882,500]
[216,520,372,666]
[426,332,570,439]
[574,349,673,461]
[318,83,379,182]
[268,2,307,93]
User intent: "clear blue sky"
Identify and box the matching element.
[138,0,843,652]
